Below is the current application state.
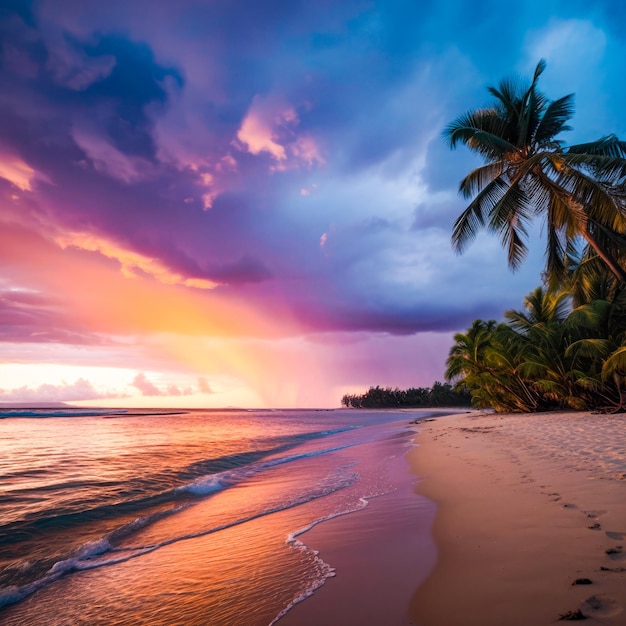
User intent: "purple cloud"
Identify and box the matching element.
[0,0,622,386]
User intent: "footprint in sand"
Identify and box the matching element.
[605,531,625,540]
[579,594,622,619]
[605,546,625,561]
[600,566,626,572]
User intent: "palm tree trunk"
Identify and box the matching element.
[581,230,626,285]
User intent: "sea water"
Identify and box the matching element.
[0,408,432,625]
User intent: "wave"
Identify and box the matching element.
[0,444,360,611]
[0,409,191,419]
[0,409,129,418]
[0,426,360,539]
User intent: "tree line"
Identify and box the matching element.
[341,382,471,408]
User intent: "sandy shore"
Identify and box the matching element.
[280,423,437,626]
[410,410,626,626]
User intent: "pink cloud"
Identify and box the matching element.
[236,96,288,160]
[291,135,324,167]
[0,378,123,402]
[197,376,213,394]
[131,373,199,397]
[0,153,51,191]
[131,372,163,396]
[235,95,323,169]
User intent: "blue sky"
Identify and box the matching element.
[0,0,624,407]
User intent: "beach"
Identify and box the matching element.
[1,408,624,625]
[278,410,626,625]
[410,410,626,625]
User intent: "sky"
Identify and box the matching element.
[1,0,625,408]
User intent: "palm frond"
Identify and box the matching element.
[482,181,532,268]
[602,346,626,380]
[451,176,509,253]
[566,300,610,329]
[533,94,574,144]
[458,161,505,198]
[443,109,517,158]
[560,150,626,182]
[544,220,568,287]
[568,134,626,158]
[553,163,626,231]
[565,338,613,360]
[533,58,547,82]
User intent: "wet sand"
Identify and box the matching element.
[410,411,626,626]
[279,428,437,626]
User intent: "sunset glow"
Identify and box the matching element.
[1,1,622,407]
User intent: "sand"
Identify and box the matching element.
[279,432,437,626]
[410,410,626,626]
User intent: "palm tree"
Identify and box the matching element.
[506,287,589,409]
[445,319,498,383]
[444,60,626,286]
[445,319,537,411]
[565,267,626,410]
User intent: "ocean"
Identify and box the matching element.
[0,407,434,625]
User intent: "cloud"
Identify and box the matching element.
[131,372,202,397]
[0,286,103,344]
[197,377,213,394]
[237,97,289,161]
[72,127,150,183]
[55,231,221,289]
[45,35,117,90]
[0,155,37,191]
[0,378,123,402]
[235,94,323,169]
[0,0,622,407]
[131,372,163,396]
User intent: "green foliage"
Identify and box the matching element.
[446,280,626,412]
[341,383,471,409]
[445,60,626,287]
[441,61,626,412]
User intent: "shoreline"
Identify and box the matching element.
[279,413,439,625]
[410,410,626,625]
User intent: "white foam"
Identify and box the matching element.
[0,586,29,608]
[180,475,225,496]
[269,498,370,626]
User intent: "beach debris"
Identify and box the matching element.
[605,545,623,557]
[572,578,593,585]
[558,609,587,620]
[587,523,601,530]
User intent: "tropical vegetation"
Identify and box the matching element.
[446,277,626,412]
[444,60,626,413]
[341,383,471,409]
[444,59,626,287]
